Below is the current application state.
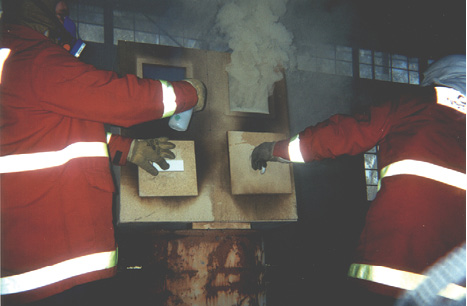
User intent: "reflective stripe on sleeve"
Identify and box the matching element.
[160,80,177,118]
[0,48,11,84]
[0,142,109,174]
[348,263,466,301]
[106,132,112,144]
[288,134,305,163]
[435,87,466,114]
[0,249,118,295]
[379,159,466,190]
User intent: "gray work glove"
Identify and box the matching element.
[127,137,176,176]
[251,142,279,171]
[184,79,206,112]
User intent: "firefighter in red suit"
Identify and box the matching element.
[0,0,206,304]
[252,55,466,304]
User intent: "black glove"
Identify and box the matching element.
[127,137,176,176]
[251,142,278,171]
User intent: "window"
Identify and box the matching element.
[298,43,353,77]
[364,146,379,201]
[359,49,420,85]
[112,10,202,48]
[69,3,104,43]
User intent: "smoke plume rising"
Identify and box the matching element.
[216,0,295,114]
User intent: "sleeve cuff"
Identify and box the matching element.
[108,134,133,166]
[272,139,291,161]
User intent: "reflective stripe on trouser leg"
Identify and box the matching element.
[1,249,118,295]
[348,263,466,301]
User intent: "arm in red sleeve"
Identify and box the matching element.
[108,134,133,166]
[33,49,198,128]
[273,101,395,163]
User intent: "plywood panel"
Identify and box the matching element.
[138,141,197,196]
[228,131,292,195]
[117,42,297,224]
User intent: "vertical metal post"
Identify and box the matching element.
[103,0,114,70]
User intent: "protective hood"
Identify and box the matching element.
[2,0,63,43]
[421,55,466,95]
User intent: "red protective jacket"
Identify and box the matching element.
[0,24,197,304]
[274,86,466,298]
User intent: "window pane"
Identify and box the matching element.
[336,61,353,76]
[311,44,336,59]
[374,51,388,67]
[365,170,379,185]
[79,23,104,43]
[409,71,420,85]
[367,186,378,201]
[74,4,104,25]
[135,31,159,44]
[114,28,134,45]
[359,64,372,79]
[391,58,408,69]
[392,54,407,62]
[184,39,202,49]
[316,58,335,74]
[392,68,408,83]
[359,49,372,64]
[135,14,157,33]
[114,10,134,29]
[409,58,419,71]
[364,154,378,169]
[160,35,181,47]
[375,66,390,81]
[336,46,352,61]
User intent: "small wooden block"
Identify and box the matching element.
[138,141,198,197]
[228,131,293,195]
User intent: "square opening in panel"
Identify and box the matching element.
[142,64,186,81]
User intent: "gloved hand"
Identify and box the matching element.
[184,79,206,112]
[127,137,176,176]
[251,142,279,171]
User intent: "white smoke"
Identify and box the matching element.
[216,0,296,114]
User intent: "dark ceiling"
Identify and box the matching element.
[350,0,465,59]
[78,0,466,60]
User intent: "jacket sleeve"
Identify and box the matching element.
[108,134,133,166]
[32,48,198,127]
[273,101,396,162]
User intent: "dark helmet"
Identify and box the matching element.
[2,0,69,44]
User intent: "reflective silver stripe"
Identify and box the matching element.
[288,134,305,163]
[1,249,118,295]
[348,263,466,301]
[0,142,109,174]
[435,87,466,114]
[160,80,177,118]
[380,159,466,190]
[0,48,11,84]
[106,132,112,144]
